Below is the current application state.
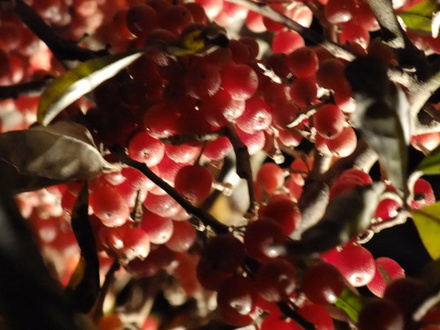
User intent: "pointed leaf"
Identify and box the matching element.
[66,183,100,313]
[411,202,440,259]
[0,121,119,181]
[334,287,362,322]
[399,0,439,34]
[417,145,440,174]
[38,49,144,126]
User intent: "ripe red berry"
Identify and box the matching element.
[286,47,319,78]
[322,243,376,287]
[302,262,345,305]
[358,298,404,330]
[272,30,305,54]
[367,257,405,297]
[314,104,346,139]
[255,258,297,302]
[174,165,212,203]
[237,97,272,133]
[89,186,129,227]
[222,63,259,100]
[184,62,221,99]
[128,131,165,167]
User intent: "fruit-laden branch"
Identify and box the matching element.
[227,0,355,60]
[2,0,108,64]
[0,75,53,100]
[160,128,258,214]
[115,148,230,234]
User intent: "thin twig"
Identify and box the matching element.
[0,75,54,100]
[160,129,226,146]
[92,259,120,322]
[6,0,108,63]
[278,302,315,330]
[114,147,230,234]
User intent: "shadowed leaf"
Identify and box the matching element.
[38,49,144,126]
[0,121,119,181]
[66,182,100,313]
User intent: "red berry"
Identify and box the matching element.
[174,165,212,203]
[367,257,405,297]
[89,186,129,227]
[314,104,346,139]
[286,47,319,78]
[302,262,345,305]
[222,63,259,100]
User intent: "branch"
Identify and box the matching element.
[227,0,355,60]
[160,129,226,146]
[4,0,108,63]
[292,139,377,239]
[114,148,230,234]
[365,0,429,80]
[224,124,257,214]
[0,75,53,100]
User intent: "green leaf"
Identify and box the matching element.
[334,287,362,322]
[399,0,439,34]
[411,202,440,259]
[417,145,440,174]
[37,49,144,126]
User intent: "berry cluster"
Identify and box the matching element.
[2,0,440,329]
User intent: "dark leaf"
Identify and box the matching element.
[0,121,119,181]
[66,182,100,313]
[0,166,81,330]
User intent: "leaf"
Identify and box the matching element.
[287,183,385,254]
[417,145,440,174]
[411,202,440,259]
[334,287,362,322]
[0,169,81,330]
[0,121,119,181]
[399,0,439,34]
[66,183,100,313]
[38,49,144,126]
